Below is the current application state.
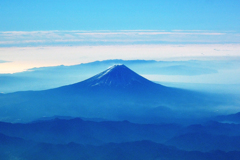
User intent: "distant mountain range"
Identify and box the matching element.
[2,133,240,160]
[0,64,229,123]
[1,117,240,159]
[0,117,181,145]
[1,59,231,93]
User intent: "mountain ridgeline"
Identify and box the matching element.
[0,64,240,159]
[0,64,229,123]
[1,118,240,159]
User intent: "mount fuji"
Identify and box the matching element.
[56,64,167,92]
[0,64,227,123]
[83,64,152,87]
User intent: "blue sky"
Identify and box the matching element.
[0,0,240,74]
[1,0,240,31]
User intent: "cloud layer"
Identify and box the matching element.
[0,30,239,47]
[0,30,239,74]
[0,44,240,73]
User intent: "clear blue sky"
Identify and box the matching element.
[0,0,240,75]
[0,0,239,31]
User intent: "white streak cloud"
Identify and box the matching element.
[0,30,238,47]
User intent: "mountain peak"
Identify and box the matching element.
[83,64,154,88]
[105,64,129,74]
[108,64,126,68]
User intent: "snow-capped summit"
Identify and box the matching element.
[83,64,153,87]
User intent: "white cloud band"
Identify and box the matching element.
[0,30,238,47]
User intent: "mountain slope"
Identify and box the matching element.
[55,64,167,93]
[81,64,155,87]
[214,112,240,124]
[0,64,228,123]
